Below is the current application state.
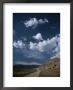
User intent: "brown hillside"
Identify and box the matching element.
[39,58,60,77]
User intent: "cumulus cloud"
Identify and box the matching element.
[30,34,60,54]
[13,34,60,60]
[30,34,60,59]
[13,40,25,48]
[33,33,43,41]
[29,42,37,50]
[24,18,38,29]
[38,18,48,24]
[24,18,48,29]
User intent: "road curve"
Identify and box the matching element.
[25,68,40,77]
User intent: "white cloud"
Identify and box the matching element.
[33,33,43,41]
[13,40,25,48]
[38,19,44,24]
[36,40,47,52]
[44,18,48,23]
[13,34,60,60]
[24,18,48,29]
[38,18,48,24]
[29,42,37,50]
[24,18,38,28]
[30,34,60,58]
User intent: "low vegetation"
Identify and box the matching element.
[13,65,39,77]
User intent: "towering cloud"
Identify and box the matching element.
[13,34,60,61]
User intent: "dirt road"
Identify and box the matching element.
[25,68,40,77]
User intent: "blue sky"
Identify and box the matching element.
[13,13,60,65]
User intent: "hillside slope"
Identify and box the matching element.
[39,58,60,77]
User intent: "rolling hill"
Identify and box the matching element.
[39,58,60,77]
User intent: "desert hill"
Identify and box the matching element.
[39,58,60,77]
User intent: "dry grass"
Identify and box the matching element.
[39,58,60,77]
